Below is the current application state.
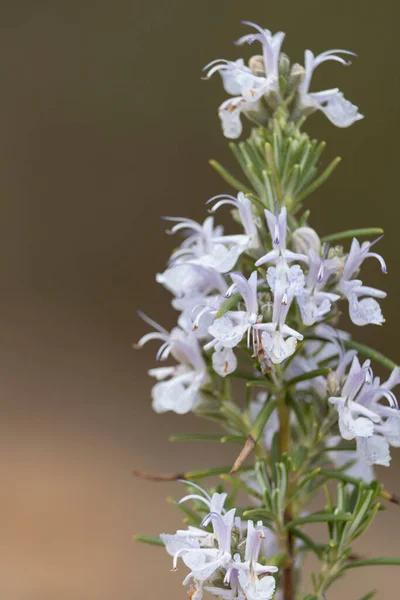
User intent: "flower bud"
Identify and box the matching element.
[292,226,321,256]
[327,371,339,396]
[279,53,291,78]
[288,63,305,91]
[249,55,265,77]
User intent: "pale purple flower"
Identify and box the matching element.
[254,257,304,364]
[297,246,340,326]
[165,215,248,273]
[207,192,259,250]
[206,272,260,373]
[204,59,271,103]
[235,21,285,85]
[327,435,375,483]
[206,520,278,600]
[137,314,208,414]
[255,205,308,266]
[338,237,387,326]
[329,357,400,465]
[299,49,363,127]
[204,22,285,139]
[292,226,321,256]
[157,262,227,299]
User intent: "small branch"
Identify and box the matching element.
[230,435,256,474]
[283,510,295,600]
[381,489,400,506]
[132,469,183,481]
[133,465,254,482]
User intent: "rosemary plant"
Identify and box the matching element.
[135,21,400,600]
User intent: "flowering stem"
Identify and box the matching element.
[282,517,295,600]
[278,394,295,600]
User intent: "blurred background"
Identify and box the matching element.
[0,1,399,598]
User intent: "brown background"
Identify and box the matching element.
[0,1,399,598]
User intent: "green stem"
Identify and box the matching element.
[278,394,295,600]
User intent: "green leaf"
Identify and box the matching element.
[249,398,279,443]
[318,470,361,486]
[344,340,398,371]
[134,535,164,546]
[321,228,383,244]
[286,393,307,436]
[357,592,377,600]
[230,370,260,381]
[242,507,275,521]
[220,435,246,445]
[358,591,377,600]
[291,468,321,498]
[286,367,331,387]
[169,433,224,443]
[246,379,277,393]
[320,444,356,453]
[265,142,283,203]
[345,557,400,570]
[209,159,252,194]
[287,512,352,529]
[215,293,241,318]
[290,527,324,557]
[297,156,341,202]
[179,465,254,480]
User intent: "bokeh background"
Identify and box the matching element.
[0,1,399,598]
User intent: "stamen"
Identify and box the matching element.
[317,243,330,283]
[273,201,280,245]
[370,233,384,248]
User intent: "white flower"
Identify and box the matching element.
[292,226,321,256]
[329,357,378,440]
[166,512,235,586]
[205,58,271,103]
[341,237,387,280]
[178,482,228,519]
[207,192,259,251]
[218,96,263,139]
[255,205,308,266]
[206,520,278,600]
[136,314,208,414]
[235,21,285,85]
[357,435,391,468]
[205,22,285,139]
[297,246,341,326]
[174,293,223,339]
[299,49,363,127]
[212,347,238,377]
[329,357,400,465]
[165,215,248,273]
[253,208,306,365]
[255,257,304,365]
[206,272,260,373]
[348,294,385,326]
[327,435,375,483]
[337,237,387,326]
[157,262,227,299]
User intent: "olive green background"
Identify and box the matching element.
[0,1,399,598]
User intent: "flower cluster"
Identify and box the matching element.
[136,20,400,600]
[138,191,396,466]
[204,21,363,138]
[161,484,278,600]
